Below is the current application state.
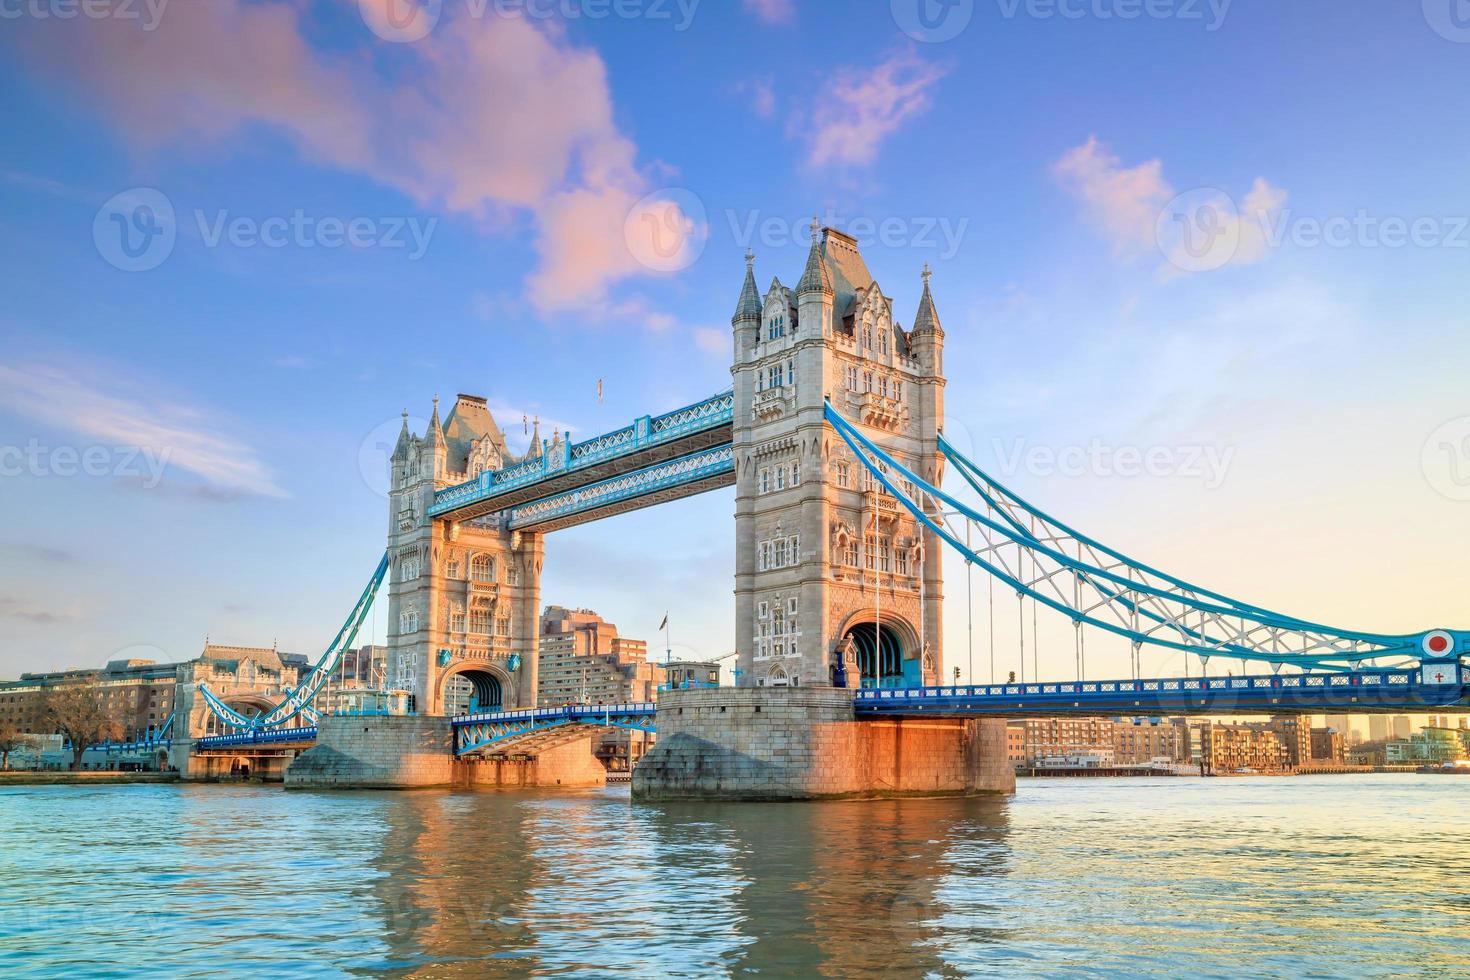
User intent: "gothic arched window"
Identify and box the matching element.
[470,555,494,583]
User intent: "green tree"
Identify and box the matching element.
[40,683,123,770]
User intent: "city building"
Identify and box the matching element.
[0,643,310,767]
[1385,727,1469,765]
[1197,723,1288,774]
[536,606,662,770]
[1310,727,1346,764]
[1368,716,1389,742]
[1263,716,1312,768]
[1013,717,1115,768]
[1112,718,1186,765]
[1392,715,1412,739]
[1005,724,1026,768]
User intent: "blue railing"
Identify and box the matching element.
[854,665,1470,716]
[429,390,733,517]
[196,726,318,750]
[454,702,655,726]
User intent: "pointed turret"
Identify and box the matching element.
[424,396,445,451]
[796,218,833,296]
[733,249,762,323]
[391,410,412,462]
[910,263,943,337]
[525,418,543,460]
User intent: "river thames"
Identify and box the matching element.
[2,775,1466,977]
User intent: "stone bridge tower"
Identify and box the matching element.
[731,222,945,691]
[386,396,543,715]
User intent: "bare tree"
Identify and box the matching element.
[0,723,33,770]
[40,683,123,769]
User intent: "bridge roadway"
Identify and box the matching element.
[854,665,1470,718]
[193,665,1468,758]
[428,390,733,526]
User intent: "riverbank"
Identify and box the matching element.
[0,771,181,786]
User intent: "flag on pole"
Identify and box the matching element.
[659,613,668,631]
[597,378,604,404]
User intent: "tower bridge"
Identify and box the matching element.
[181,221,1467,797]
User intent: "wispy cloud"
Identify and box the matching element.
[1053,136,1285,273]
[0,597,73,624]
[0,542,78,563]
[5,1,679,315]
[0,361,286,498]
[799,49,948,169]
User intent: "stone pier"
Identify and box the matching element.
[632,688,1015,801]
[284,715,606,790]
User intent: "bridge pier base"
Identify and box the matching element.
[283,715,607,790]
[632,689,1015,801]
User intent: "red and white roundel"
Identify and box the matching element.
[1422,630,1455,656]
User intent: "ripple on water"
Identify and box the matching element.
[0,775,1467,977]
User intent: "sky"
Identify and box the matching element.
[1,0,1469,736]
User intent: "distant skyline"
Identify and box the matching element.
[1,2,1468,687]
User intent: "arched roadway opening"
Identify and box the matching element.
[441,664,506,716]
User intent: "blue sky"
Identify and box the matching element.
[1,0,1468,691]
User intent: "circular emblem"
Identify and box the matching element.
[1422,630,1455,656]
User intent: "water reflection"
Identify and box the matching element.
[4,777,1470,977]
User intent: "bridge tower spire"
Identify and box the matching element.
[731,220,944,690]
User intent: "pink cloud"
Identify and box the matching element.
[8,1,667,313]
[744,0,795,24]
[801,50,948,169]
[1052,137,1171,254]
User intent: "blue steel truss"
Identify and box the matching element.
[198,552,388,732]
[100,710,175,754]
[825,403,1469,672]
[855,665,1470,718]
[196,726,318,751]
[430,390,734,518]
[452,703,657,755]
[506,444,734,530]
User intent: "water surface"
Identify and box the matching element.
[1,775,1466,977]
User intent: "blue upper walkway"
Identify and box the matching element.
[428,391,733,528]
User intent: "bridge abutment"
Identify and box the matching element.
[283,716,606,789]
[631,688,1014,801]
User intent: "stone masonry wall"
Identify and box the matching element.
[286,715,455,789]
[458,736,606,789]
[632,688,1014,801]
